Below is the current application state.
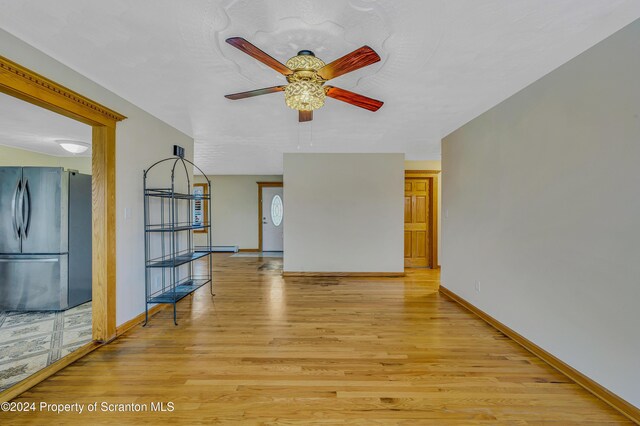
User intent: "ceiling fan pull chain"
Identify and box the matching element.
[297,120,313,149]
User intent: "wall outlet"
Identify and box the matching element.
[475,281,481,292]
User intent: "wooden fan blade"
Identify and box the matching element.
[325,86,383,112]
[317,46,380,80]
[225,86,286,100]
[226,37,292,76]
[299,110,313,122]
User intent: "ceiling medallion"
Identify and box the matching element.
[211,1,391,88]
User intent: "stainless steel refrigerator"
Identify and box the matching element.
[0,167,92,311]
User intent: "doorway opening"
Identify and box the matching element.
[404,170,439,268]
[0,92,95,391]
[0,55,124,399]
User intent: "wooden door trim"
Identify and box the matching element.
[257,182,283,251]
[405,169,441,176]
[0,55,125,347]
[0,57,125,125]
[405,170,439,268]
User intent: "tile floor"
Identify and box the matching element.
[0,302,92,391]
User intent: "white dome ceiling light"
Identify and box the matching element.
[56,139,90,155]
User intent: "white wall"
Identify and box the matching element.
[284,153,404,273]
[442,20,640,407]
[1,29,194,326]
[0,144,92,174]
[194,175,282,249]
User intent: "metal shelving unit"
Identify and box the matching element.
[143,156,213,325]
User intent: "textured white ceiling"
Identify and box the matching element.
[0,92,92,157]
[0,1,638,174]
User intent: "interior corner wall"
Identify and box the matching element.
[1,29,194,327]
[441,19,640,407]
[0,144,92,174]
[283,153,404,273]
[194,174,283,249]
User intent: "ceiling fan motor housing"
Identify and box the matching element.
[285,54,326,75]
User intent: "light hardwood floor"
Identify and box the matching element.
[1,254,630,424]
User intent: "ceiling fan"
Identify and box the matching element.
[224,37,384,122]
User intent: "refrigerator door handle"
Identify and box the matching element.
[23,179,31,238]
[0,258,59,263]
[11,179,22,239]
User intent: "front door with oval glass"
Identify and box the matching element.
[262,186,284,251]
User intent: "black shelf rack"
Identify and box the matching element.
[143,156,213,325]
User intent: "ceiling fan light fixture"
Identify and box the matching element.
[285,53,325,72]
[285,81,326,111]
[56,139,90,154]
[224,38,383,119]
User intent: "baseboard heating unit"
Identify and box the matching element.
[210,246,239,253]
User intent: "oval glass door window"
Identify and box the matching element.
[271,195,283,227]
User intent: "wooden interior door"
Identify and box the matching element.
[404,178,431,267]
